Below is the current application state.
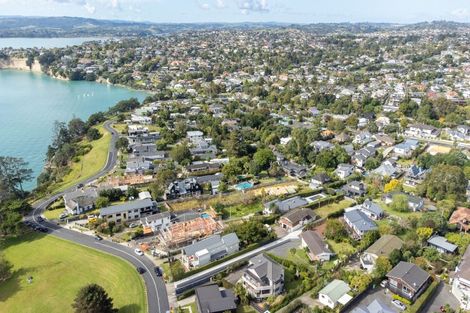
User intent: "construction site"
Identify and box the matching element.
[156,214,224,250]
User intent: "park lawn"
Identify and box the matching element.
[0,233,146,313]
[313,199,354,218]
[375,199,421,219]
[51,124,111,193]
[327,239,356,257]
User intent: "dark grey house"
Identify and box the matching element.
[195,284,237,313]
[386,261,431,301]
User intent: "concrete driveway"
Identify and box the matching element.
[421,282,459,313]
[345,285,399,313]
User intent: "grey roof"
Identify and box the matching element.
[100,198,154,216]
[141,211,171,223]
[351,299,395,313]
[456,245,470,281]
[248,254,284,284]
[283,208,317,225]
[362,200,384,217]
[427,236,458,253]
[386,261,430,292]
[365,234,403,257]
[344,209,377,232]
[182,233,239,256]
[265,196,308,212]
[195,284,237,313]
[300,230,333,256]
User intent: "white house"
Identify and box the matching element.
[140,212,171,232]
[318,279,352,309]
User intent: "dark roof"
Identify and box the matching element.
[195,284,237,313]
[386,261,430,292]
[282,208,317,225]
[247,254,284,285]
[100,198,154,216]
[300,230,333,256]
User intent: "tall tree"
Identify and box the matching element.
[72,284,117,313]
[0,156,33,195]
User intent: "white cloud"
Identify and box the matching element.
[84,1,95,13]
[236,0,269,14]
[215,0,225,9]
[451,8,470,19]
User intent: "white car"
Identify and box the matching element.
[380,280,388,288]
[391,299,406,311]
[134,248,144,256]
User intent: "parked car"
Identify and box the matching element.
[94,235,103,241]
[128,223,139,228]
[154,266,162,276]
[380,280,388,288]
[77,183,84,189]
[134,248,144,256]
[391,299,406,311]
[136,267,146,274]
[37,216,44,222]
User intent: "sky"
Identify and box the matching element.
[0,0,470,24]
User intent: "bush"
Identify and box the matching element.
[404,280,438,313]
[392,294,412,306]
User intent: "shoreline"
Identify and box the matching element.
[0,57,152,93]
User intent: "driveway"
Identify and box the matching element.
[267,238,301,258]
[421,282,459,313]
[345,285,399,313]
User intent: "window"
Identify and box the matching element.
[389,279,398,287]
[116,213,121,217]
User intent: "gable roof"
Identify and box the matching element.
[427,235,458,253]
[195,284,237,313]
[300,230,334,256]
[282,208,317,225]
[386,261,430,292]
[100,198,154,216]
[247,254,284,284]
[365,234,404,257]
[319,279,351,302]
[344,209,377,232]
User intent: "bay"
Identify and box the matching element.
[0,70,147,190]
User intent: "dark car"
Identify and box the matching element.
[94,235,103,241]
[37,216,44,223]
[154,266,162,276]
[38,227,48,233]
[136,267,146,274]
[77,183,84,189]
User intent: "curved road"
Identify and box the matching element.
[27,120,170,313]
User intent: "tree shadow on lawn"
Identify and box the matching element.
[0,267,31,302]
[119,303,142,313]
[0,231,47,250]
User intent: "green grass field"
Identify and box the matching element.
[327,239,356,257]
[0,233,146,313]
[313,199,354,218]
[50,124,111,193]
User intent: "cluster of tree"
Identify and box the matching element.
[223,219,274,247]
[0,254,12,284]
[0,156,33,236]
[72,284,117,313]
[418,164,467,201]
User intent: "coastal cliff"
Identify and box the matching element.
[0,57,42,72]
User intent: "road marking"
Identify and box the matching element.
[95,242,161,313]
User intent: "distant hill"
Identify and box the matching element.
[0,16,469,38]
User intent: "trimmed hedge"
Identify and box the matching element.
[404,280,439,313]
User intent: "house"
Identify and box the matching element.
[393,139,419,158]
[125,158,154,175]
[318,279,352,309]
[353,200,384,220]
[448,125,470,142]
[300,230,335,262]
[279,208,317,232]
[335,163,355,180]
[128,132,160,145]
[372,159,401,179]
[352,147,376,168]
[427,235,458,254]
[195,284,237,313]
[241,254,284,300]
[403,165,427,187]
[63,188,98,215]
[452,246,470,309]
[187,130,204,143]
[405,124,440,139]
[181,233,240,269]
[99,198,157,223]
[279,159,307,179]
[343,209,377,239]
[386,261,431,301]
[312,141,334,152]
[374,134,395,146]
[351,299,395,313]
[309,173,331,189]
[360,235,404,272]
[449,207,470,232]
[140,212,171,232]
[184,162,221,174]
[164,178,203,200]
[383,192,424,212]
[342,181,366,198]
[353,131,373,146]
[263,196,308,215]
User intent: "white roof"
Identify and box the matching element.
[338,293,353,305]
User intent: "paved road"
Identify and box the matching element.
[28,120,170,313]
[173,229,302,294]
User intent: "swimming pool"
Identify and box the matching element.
[236,181,254,191]
[201,213,210,219]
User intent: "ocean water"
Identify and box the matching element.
[0,37,106,49]
[0,70,147,190]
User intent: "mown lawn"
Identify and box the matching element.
[0,233,146,313]
[313,199,354,218]
[182,302,198,313]
[286,247,310,266]
[327,239,356,257]
[50,124,111,193]
[43,207,65,220]
[225,201,263,218]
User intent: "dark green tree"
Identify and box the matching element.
[72,284,117,313]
